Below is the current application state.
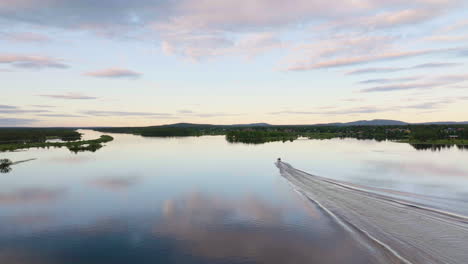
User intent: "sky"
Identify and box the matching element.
[1,0,468,127]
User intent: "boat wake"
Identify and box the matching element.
[276,161,468,264]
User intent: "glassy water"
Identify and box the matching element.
[1,130,467,263]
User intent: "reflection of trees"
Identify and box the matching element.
[410,144,468,151]
[0,158,36,174]
[0,159,12,173]
[411,144,450,151]
[457,145,468,151]
[67,142,103,153]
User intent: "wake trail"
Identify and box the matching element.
[277,161,468,264]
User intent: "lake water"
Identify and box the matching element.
[1,130,468,263]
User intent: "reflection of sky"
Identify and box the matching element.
[1,130,468,262]
[0,191,376,264]
[152,192,377,264]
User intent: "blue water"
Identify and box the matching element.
[1,130,467,263]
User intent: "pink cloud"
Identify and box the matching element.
[84,68,142,79]
[0,187,65,204]
[425,34,468,42]
[159,31,283,60]
[438,18,468,33]
[360,9,439,29]
[0,0,55,9]
[360,73,468,92]
[39,93,97,100]
[0,0,465,69]
[0,54,68,69]
[285,47,461,71]
[172,0,359,29]
[2,32,51,42]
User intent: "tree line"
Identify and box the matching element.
[0,128,81,144]
[94,124,468,144]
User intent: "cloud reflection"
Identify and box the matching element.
[0,188,66,205]
[365,160,468,177]
[90,175,141,191]
[155,192,375,264]
[0,191,377,264]
[47,155,92,164]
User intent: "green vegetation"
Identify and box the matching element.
[398,125,468,145]
[64,135,114,153]
[305,133,337,140]
[0,134,114,153]
[2,123,467,152]
[0,128,114,153]
[95,124,225,137]
[0,128,81,144]
[94,123,468,146]
[226,131,297,144]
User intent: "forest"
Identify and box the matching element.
[0,128,81,144]
[94,123,468,145]
[1,124,466,152]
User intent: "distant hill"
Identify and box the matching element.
[341,119,409,126]
[160,122,272,128]
[317,120,468,126]
[163,120,410,127]
[231,123,272,127]
[315,119,468,126]
[316,119,409,126]
[104,120,468,130]
[160,123,214,128]
[419,121,468,125]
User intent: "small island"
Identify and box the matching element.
[0,128,113,153]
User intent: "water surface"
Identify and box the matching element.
[1,130,467,263]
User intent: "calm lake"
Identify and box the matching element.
[1,130,468,263]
